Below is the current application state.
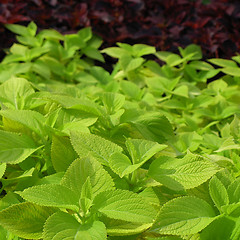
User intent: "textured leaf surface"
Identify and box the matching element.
[0,77,34,109]
[209,175,229,211]
[18,184,79,211]
[109,152,138,178]
[51,135,78,172]
[0,202,56,239]
[149,152,219,190]
[126,138,167,164]
[102,217,152,236]
[227,178,240,203]
[0,130,40,164]
[75,221,107,240]
[61,157,114,199]
[70,131,122,165]
[43,211,79,240]
[156,196,216,235]
[92,189,156,223]
[0,109,46,137]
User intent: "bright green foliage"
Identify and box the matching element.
[149,152,220,191]
[0,22,240,239]
[154,196,217,235]
[0,202,56,239]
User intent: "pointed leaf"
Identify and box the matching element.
[0,110,46,137]
[0,202,56,239]
[0,77,34,109]
[75,221,107,240]
[126,138,167,164]
[70,131,122,165]
[18,184,79,211]
[43,211,80,240]
[51,135,78,172]
[109,152,138,178]
[209,175,229,211]
[92,189,156,223]
[149,152,219,191]
[228,178,240,203]
[156,196,216,235]
[61,157,114,199]
[0,130,41,164]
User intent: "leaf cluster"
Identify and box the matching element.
[0,23,240,240]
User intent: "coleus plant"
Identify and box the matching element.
[0,23,240,239]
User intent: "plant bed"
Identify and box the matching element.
[0,22,240,240]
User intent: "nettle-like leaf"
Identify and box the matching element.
[43,211,107,240]
[0,109,46,137]
[227,178,240,204]
[92,189,156,223]
[109,152,138,178]
[17,184,79,212]
[109,139,167,178]
[43,211,80,240]
[51,135,78,172]
[155,196,217,236]
[209,175,229,212]
[126,138,167,164]
[0,202,56,239]
[0,130,42,164]
[149,152,220,191]
[61,157,115,199]
[0,77,34,109]
[70,131,122,165]
[101,216,152,236]
[102,92,125,113]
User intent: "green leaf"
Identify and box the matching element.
[78,27,92,42]
[102,92,125,113]
[70,131,122,165]
[0,202,56,239]
[127,112,174,143]
[156,196,216,235]
[0,110,46,137]
[38,29,64,40]
[51,135,78,172]
[200,216,235,240]
[92,189,156,223]
[119,55,144,72]
[231,217,240,240]
[18,184,79,211]
[102,217,152,236]
[79,177,93,214]
[208,58,238,68]
[0,130,41,164]
[179,44,202,60]
[5,23,33,37]
[43,211,80,240]
[221,67,240,77]
[0,163,6,179]
[75,221,107,240]
[120,80,142,100]
[126,138,167,164]
[61,157,114,199]
[82,47,104,62]
[101,47,128,58]
[109,152,138,178]
[227,178,240,203]
[209,175,229,211]
[0,77,34,109]
[132,44,156,57]
[149,152,220,191]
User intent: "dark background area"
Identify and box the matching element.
[0,0,240,61]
